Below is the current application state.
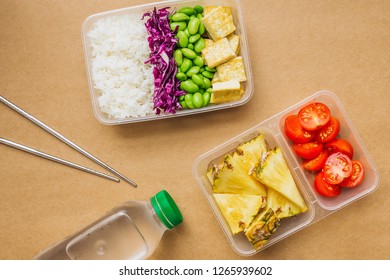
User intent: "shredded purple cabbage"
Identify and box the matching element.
[142,7,184,115]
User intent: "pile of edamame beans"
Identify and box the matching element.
[170,5,216,109]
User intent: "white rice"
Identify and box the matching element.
[87,14,154,119]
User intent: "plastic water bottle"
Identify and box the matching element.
[34,190,183,260]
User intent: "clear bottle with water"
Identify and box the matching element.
[34,190,183,260]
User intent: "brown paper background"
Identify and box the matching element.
[0,0,389,260]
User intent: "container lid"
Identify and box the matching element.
[151,190,183,229]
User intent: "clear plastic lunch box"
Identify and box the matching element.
[193,90,381,256]
[82,0,253,125]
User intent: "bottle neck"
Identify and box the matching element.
[147,201,171,232]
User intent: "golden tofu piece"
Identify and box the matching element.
[212,72,220,84]
[202,37,236,68]
[202,6,236,41]
[216,56,247,82]
[203,39,215,52]
[210,80,242,104]
[204,6,218,15]
[227,33,240,55]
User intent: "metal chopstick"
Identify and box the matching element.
[0,95,137,187]
[0,137,120,183]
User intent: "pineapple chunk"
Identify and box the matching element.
[212,153,267,195]
[254,148,307,211]
[214,193,266,234]
[209,134,268,195]
[266,188,304,219]
[245,208,280,250]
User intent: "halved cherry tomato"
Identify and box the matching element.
[314,171,341,197]
[298,102,331,131]
[323,152,353,185]
[285,115,316,144]
[324,138,354,159]
[315,117,340,143]
[302,149,328,171]
[340,160,364,188]
[293,141,323,159]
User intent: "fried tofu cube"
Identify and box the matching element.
[216,56,247,82]
[204,6,218,15]
[227,33,240,55]
[202,37,236,68]
[210,80,242,104]
[202,6,236,41]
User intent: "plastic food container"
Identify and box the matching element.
[82,0,253,125]
[193,90,380,256]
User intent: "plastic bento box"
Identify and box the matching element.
[82,0,253,125]
[193,90,380,256]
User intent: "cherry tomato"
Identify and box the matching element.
[315,117,340,143]
[314,171,341,197]
[340,160,365,188]
[298,102,331,131]
[284,115,316,144]
[324,138,354,159]
[302,149,328,171]
[323,152,353,185]
[293,141,323,159]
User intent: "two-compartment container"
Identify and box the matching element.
[193,90,380,256]
[82,0,253,125]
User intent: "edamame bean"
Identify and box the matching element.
[187,43,194,50]
[188,17,200,35]
[193,92,204,108]
[180,100,188,109]
[191,73,205,88]
[194,37,206,53]
[198,21,205,35]
[202,91,211,106]
[189,34,201,44]
[205,66,217,72]
[194,5,204,14]
[202,70,214,79]
[183,28,190,37]
[193,56,204,67]
[176,72,187,81]
[172,13,190,22]
[184,93,195,108]
[181,48,196,59]
[180,58,192,73]
[186,66,200,77]
[170,22,187,32]
[173,49,183,66]
[178,7,195,16]
[177,31,188,48]
[181,80,199,93]
[203,77,211,89]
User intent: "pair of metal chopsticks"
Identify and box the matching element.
[0,95,137,187]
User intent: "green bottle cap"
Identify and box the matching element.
[151,190,183,229]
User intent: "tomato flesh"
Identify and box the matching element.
[340,160,364,188]
[285,115,316,144]
[324,138,354,159]
[293,142,323,159]
[323,152,353,185]
[314,171,341,197]
[302,149,328,171]
[315,117,340,143]
[298,102,331,131]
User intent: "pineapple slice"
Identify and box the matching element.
[245,208,281,250]
[266,188,304,218]
[212,153,266,195]
[209,134,268,195]
[254,148,307,211]
[213,193,266,234]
